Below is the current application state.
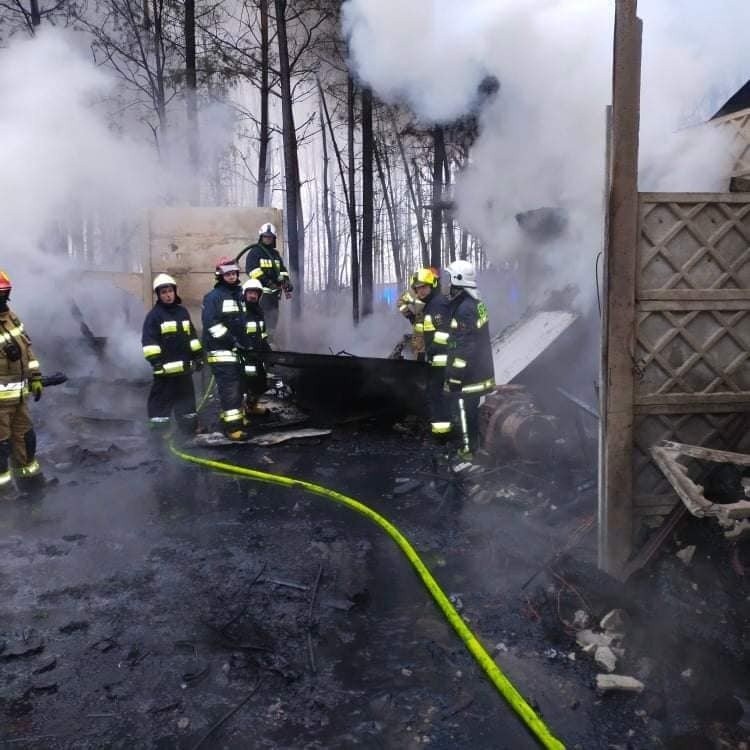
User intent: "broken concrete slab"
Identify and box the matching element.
[600,609,629,633]
[576,629,613,649]
[595,646,617,673]
[676,545,696,566]
[596,674,645,693]
[572,610,590,629]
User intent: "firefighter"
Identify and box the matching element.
[396,286,426,360]
[242,223,293,337]
[141,274,203,438]
[202,257,249,440]
[444,260,496,458]
[0,270,45,498]
[241,278,272,418]
[409,268,452,442]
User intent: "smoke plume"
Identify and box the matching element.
[342,0,750,310]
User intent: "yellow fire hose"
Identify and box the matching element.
[168,435,566,749]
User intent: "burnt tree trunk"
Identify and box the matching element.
[360,87,374,318]
[318,79,350,296]
[184,0,199,204]
[320,98,336,292]
[152,0,169,147]
[257,0,270,207]
[411,157,430,268]
[348,76,360,324]
[443,152,456,265]
[374,139,402,288]
[29,0,41,26]
[275,0,302,315]
[431,126,445,269]
[393,120,428,268]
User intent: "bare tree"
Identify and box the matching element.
[275,0,302,315]
[430,126,445,269]
[184,0,200,203]
[360,85,374,317]
[256,0,271,206]
[0,0,70,36]
[347,75,359,323]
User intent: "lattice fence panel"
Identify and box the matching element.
[635,309,750,396]
[632,194,750,521]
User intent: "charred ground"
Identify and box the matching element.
[0,379,748,750]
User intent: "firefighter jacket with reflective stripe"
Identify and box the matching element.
[201,283,249,362]
[243,243,291,296]
[0,308,41,406]
[244,303,271,353]
[418,291,451,367]
[445,292,495,394]
[142,300,202,376]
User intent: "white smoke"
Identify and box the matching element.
[0,30,171,374]
[342,0,750,309]
[0,30,163,257]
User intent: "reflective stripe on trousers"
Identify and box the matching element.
[14,459,40,478]
[220,409,243,424]
[461,378,495,395]
[431,421,452,435]
[207,350,238,364]
[457,398,470,454]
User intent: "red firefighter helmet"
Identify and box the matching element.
[215,256,240,276]
[0,270,11,292]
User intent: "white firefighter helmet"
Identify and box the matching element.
[445,260,476,288]
[153,273,177,292]
[445,260,479,299]
[242,278,264,296]
[259,222,277,237]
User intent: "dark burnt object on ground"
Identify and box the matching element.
[263,350,429,421]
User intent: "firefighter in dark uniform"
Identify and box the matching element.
[242,222,293,337]
[141,274,203,437]
[409,268,453,442]
[202,257,249,440]
[444,260,495,458]
[0,270,45,498]
[241,278,272,418]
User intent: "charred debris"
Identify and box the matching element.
[2,297,748,749]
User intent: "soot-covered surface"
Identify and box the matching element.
[0,383,748,749]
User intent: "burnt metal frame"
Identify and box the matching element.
[651,440,750,540]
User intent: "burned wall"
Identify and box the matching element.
[82,207,283,326]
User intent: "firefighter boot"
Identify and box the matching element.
[14,460,46,496]
[0,439,14,499]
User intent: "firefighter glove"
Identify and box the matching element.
[30,378,43,402]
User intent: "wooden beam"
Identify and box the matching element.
[599,0,643,574]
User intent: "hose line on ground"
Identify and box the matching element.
[169,439,566,750]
